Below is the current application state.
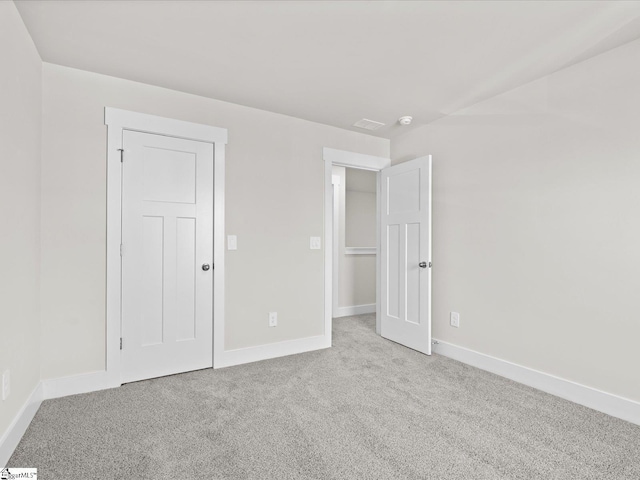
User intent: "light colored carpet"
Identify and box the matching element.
[9,314,640,479]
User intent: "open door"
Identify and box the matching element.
[380,156,432,354]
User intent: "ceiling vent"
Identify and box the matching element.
[353,118,385,131]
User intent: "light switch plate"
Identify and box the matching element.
[310,236,321,250]
[227,235,237,250]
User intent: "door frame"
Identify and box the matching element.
[105,108,228,387]
[323,148,391,338]
[331,173,341,319]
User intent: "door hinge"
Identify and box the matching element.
[120,244,123,256]
[118,148,124,162]
[120,338,123,350]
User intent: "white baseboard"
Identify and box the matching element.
[0,383,43,468]
[42,371,111,400]
[1,371,113,465]
[335,303,376,318]
[432,339,640,426]
[5,339,638,467]
[220,334,331,368]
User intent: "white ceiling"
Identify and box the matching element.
[15,0,640,139]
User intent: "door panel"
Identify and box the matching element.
[142,215,165,346]
[380,156,432,354]
[176,217,197,341]
[406,222,421,325]
[142,148,197,204]
[388,170,420,214]
[122,131,214,383]
[387,224,401,318]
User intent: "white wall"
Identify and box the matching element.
[40,63,389,379]
[345,169,377,248]
[0,2,42,438]
[345,191,376,246]
[333,167,377,311]
[392,38,640,402]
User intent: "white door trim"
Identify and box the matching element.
[104,108,227,144]
[323,147,391,338]
[331,174,341,318]
[105,107,228,388]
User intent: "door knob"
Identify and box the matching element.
[202,264,211,271]
[419,262,428,268]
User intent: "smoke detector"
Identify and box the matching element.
[353,118,385,131]
[398,116,413,126]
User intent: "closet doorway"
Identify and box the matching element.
[332,166,378,319]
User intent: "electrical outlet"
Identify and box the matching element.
[269,312,278,327]
[2,370,10,401]
[450,312,460,328]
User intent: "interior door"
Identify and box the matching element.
[380,156,432,354]
[121,130,214,383]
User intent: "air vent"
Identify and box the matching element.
[353,118,385,131]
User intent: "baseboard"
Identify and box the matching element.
[335,303,376,318]
[42,371,111,400]
[432,339,640,426]
[0,382,43,467]
[220,334,331,368]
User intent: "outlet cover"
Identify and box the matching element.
[450,312,460,328]
[269,312,278,327]
[2,370,10,401]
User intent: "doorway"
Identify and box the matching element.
[332,166,378,320]
[323,147,390,339]
[323,147,433,355]
[104,108,227,388]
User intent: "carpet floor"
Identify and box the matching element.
[9,314,640,479]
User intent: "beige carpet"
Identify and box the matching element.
[9,314,640,479]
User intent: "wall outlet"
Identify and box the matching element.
[310,236,321,250]
[450,312,460,328]
[2,370,10,401]
[269,312,278,327]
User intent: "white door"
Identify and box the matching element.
[380,156,432,354]
[121,130,214,383]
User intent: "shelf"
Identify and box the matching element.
[344,247,376,255]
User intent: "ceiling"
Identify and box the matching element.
[15,0,640,139]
